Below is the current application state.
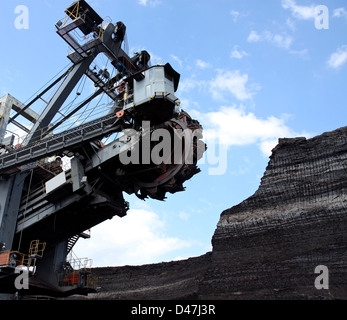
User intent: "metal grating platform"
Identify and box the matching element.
[0,113,121,174]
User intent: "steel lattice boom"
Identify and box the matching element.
[0,0,206,298]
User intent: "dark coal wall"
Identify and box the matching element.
[84,126,347,300]
[85,254,212,300]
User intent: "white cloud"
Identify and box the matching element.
[171,54,183,67]
[230,10,240,23]
[230,46,248,59]
[289,49,309,59]
[333,7,347,18]
[130,47,162,65]
[149,52,162,65]
[196,59,211,69]
[179,69,259,102]
[273,34,293,49]
[178,211,190,221]
[193,105,307,157]
[230,9,249,23]
[138,0,161,7]
[210,70,259,101]
[179,76,206,94]
[282,0,316,20]
[248,30,261,42]
[247,30,293,50]
[74,208,193,267]
[259,139,280,157]
[327,46,347,69]
[286,17,296,31]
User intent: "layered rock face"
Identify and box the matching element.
[88,126,347,300]
[203,127,347,299]
[87,254,211,300]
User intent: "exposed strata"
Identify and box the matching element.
[83,126,347,300]
[84,254,212,300]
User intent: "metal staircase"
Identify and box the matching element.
[67,232,91,254]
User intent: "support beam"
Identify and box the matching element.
[33,240,69,290]
[0,95,14,144]
[11,119,30,134]
[0,172,28,250]
[43,88,104,138]
[24,53,97,145]
[0,94,40,143]
[7,94,39,124]
[9,67,73,125]
[71,156,86,192]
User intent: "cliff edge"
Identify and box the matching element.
[87,126,347,300]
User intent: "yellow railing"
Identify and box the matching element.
[98,27,104,41]
[23,240,46,268]
[61,1,84,27]
[65,1,80,22]
[29,239,46,257]
[0,240,46,269]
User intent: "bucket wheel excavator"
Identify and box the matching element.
[0,0,206,298]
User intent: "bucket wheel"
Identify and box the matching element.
[133,111,206,200]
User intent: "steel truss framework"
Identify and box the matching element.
[0,0,205,298]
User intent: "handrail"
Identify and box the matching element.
[0,113,121,173]
[65,1,80,24]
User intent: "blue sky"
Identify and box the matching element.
[0,0,346,267]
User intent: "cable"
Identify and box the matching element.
[69,91,106,129]
[22,63,73,106]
